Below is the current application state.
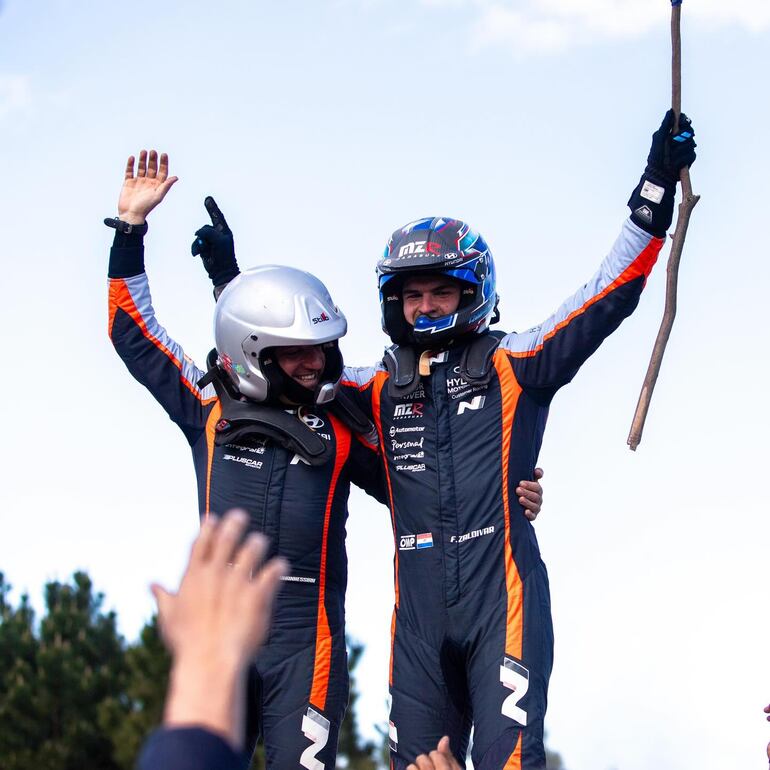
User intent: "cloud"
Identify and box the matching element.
[417,0,770,55]
[0,75,32,120]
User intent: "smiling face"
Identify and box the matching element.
[274,344,326,390]
[401,274,462,326]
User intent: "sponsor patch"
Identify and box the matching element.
[457,395,486,414]
[634,205,653,224]
[393,402,424,419]
[223,454,263,470]
[298,409,325,430]
[389,424,425,436]
[640,179,665,204]
[396,463,426,473]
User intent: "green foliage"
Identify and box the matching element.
[0,572,388,770]
[0,571,566,770]
[108,616,170,770]
[0,571,128,770]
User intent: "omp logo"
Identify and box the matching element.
[399,535,416,551]
[397,240,442,257]
[312,312,330,325]
[393,402,423,419]
[457,395,486,415]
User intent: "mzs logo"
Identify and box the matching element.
[312,312,330,325]
[397,240,443,258]
[393,402,424,419]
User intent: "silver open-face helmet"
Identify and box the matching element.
[213,265,347,405]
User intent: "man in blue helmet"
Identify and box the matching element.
[338,109,696,769]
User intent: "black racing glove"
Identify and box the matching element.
[191,196,241,291]
[628,110,696,237]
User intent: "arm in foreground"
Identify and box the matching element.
[137,510,288,770]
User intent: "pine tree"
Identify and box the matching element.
[108,616,170,770]
[0,571,128,770]
[0,572,41,769]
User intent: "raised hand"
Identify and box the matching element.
[117,149,178,225]
[152,509,287,667]
[152,510,288,750]
[191,195,240,289]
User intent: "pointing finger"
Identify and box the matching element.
[205,196,230,233]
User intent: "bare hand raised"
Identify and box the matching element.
[117,149,178,225]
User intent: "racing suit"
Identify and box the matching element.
[108,232,385,769]
[342,218,664,769]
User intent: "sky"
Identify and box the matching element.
[1,1,768,768]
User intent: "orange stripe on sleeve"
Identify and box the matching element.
[203,402,222,519]
[309,416,351,711]
[340,375,376,392]
[493,350,525,659]
[108,278,216,404]
[508,238,663,359]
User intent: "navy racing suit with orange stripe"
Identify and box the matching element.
[342,218,664,769]
[107,232,385,770]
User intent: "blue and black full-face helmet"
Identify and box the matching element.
[377,216,499,347]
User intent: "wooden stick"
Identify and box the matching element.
[627,2,700,451]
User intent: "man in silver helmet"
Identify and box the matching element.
[105,149,547,769]
[106,150,386,770]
